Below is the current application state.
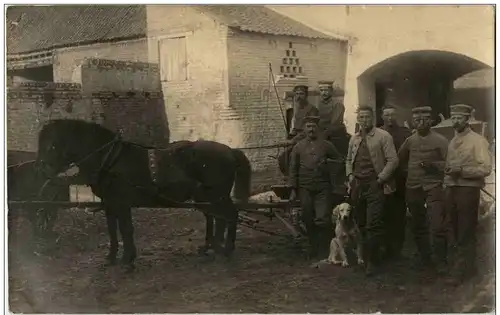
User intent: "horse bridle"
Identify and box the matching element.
[38,136,123,197]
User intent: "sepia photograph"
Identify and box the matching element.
[5,3,496,313]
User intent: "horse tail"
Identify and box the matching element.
[231,149,252,202]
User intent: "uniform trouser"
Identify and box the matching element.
[406,186,448,266]
[350,178,385,265]
[383,189,407,258]
[445,186,480,277]
[299,187,332,257]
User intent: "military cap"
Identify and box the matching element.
[450,104,473,116]
[293,85,309,93]
[303,115,320,124]
[318,80,334,88]
[411,106,433,115]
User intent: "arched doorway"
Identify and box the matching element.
[357,50,492,128]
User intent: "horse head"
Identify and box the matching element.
[36,119,117,180]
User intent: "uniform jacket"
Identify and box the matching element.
[380,124,412,152]
[317,97,345,132]
[290,103,319,143]
[288,136,339,190]
[398,130,449,191]
[444,127,493,188]
[381,124,412,186]
[346,127,399,194]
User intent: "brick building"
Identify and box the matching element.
[7,5,148,83]
[147,5,348,171]
[7,5,349,175]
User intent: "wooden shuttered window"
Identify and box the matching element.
[159,36,188,82]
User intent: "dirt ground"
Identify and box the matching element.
[8,205,495,313]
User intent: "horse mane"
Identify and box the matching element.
[39,119,116,141]
[39,119,171,149]
[39,119,200,156]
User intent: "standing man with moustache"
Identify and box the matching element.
[317,80,347,139]
[289,116,340,260]
[346,106,399,276]
[380,105,412,262]
[444,104,493,285]
[398,106,449,275]
[287,85,319,145]
[279,84,319,178]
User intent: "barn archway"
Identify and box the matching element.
[356,50,492,128]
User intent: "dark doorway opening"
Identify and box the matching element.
[359,50,491,128]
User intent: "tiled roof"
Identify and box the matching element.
[7,5,146,55]
[194,5,334,40]
[7,5,334,55]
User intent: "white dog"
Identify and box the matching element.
[314,202,364,268]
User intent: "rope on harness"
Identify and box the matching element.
[7,160,37,169]
[68,136,121,170]
[36,136,121,198]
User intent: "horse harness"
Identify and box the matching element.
[89,139,161,186]
[148,149,159,183]
[55,136,124,184]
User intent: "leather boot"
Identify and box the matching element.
[365,239,381,277]
[316,226,333,260]
[306,225,319,259]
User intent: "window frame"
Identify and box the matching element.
[157,31,192,82]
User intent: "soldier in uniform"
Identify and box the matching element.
[346,106,398,276]
[380,105,412,262]
[317,80,347,139]
[287,85,319,145]
[444,104,493,285]
[398,106,449,275]
[288,116,340,260]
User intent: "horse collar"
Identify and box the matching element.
[148,149,159,183]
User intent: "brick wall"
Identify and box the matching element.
[225,29,348,172]
[53,38,148,83]
[92,91,169,147]
[8,57,169,156]
[147,5,229,142]
[78,58,161,93]
[78,58,169,145]
[7,82,86,153]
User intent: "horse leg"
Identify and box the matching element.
[198,214,214,255]
[223,200,239,258]
[104,208,119,266]
[117,207,137,272]
[213,216,227,255]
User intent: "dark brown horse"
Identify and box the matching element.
[36,119,252,271]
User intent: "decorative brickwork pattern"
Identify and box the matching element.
[225,29,348,172]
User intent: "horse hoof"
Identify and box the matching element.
[197,245,210,255]
[99,261,115,270]
[105,257,117,266]
[122,264,136,273]
[212,244,225,256]
[223,247,235,259]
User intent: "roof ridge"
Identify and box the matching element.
[192,4,337,40]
